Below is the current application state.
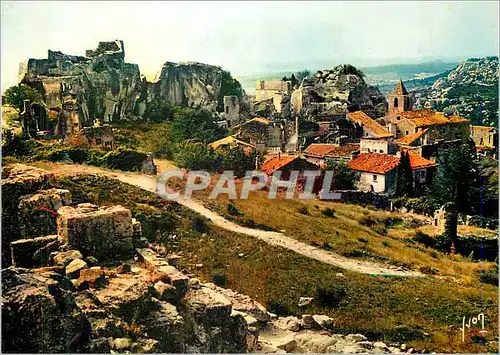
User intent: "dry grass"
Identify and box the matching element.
[52,172,498,353]
[170,176,495,282]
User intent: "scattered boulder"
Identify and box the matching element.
[312,315,334,330]
[52,249,83,267]
[113,337,133,350]
[57,204,136,260]
[115,262,131,274]
[78,267,106,288]
[18,189,71,239]
[1,268,90,353]
[298,296,314,307]
[153,281,178,302]
[65,258,88,279]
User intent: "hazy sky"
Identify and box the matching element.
[1,1,499,89]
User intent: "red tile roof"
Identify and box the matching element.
[348,152,437,174]
[398,110,469,128]
[407,152,438,170]
[395,129,428,145]
[304,143,360,157]
[347,111,394,138]
[261,155,298,175]
[348,153,400,174]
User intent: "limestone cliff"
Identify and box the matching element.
[18,42,245,129]
[291,64,387,120]
[147,61,243,112]
[19,41,143,125]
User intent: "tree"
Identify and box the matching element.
[217,70,244,112]
[218,146,259,178]
[323,160,357,190]
[173,141,221,171]
[430,139,479,214]
[171,107,226,144]
[142,99,175,122]
[2,84,43,113]
[296,69,311,83]
[393,151,413,197]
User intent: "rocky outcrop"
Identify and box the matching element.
[147,61,242,113]
[413,57,499,126]
[19,41,245,128]
[19,40,143,126]
[291,64,387,120]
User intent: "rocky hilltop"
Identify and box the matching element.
[18,41,243,125]
[291,65,387,120]
[148,61,242,112]
[19,41,143,125]
[413,56,499,126]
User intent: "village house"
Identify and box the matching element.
[255,80,292,114]
[345,111,397,155]
[260,154,322,194]
[348,152,437,193]
[209,135,256,154]
[470,125,498,157]
[303,143,360,167]
[231,117,296,154]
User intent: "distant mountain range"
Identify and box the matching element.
[413,56,499,127]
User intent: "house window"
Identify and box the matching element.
[405,130,409,135]
[379,149,383,153]
[394,97,399,108]
[489,135,491,144]
[373,175,378,182]
[397,116,400,121]
[96,138,102,145]
[225,106,229,114]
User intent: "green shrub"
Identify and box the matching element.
[358,215,376,226]
[322,207,336,218]
[227,203,242,216]
[213,274,227,287]
[314,284,347,308]
[386,324,426,343]
[413,231,435,248]
[46,147,88,164]
[479,268,498,286]
[358,237,369,244]
[382,240,391,247]
[297,206,309,215]
[2,131,41,157]
[419,266,439,275]
[102,147,148,171]
[372,223,388,236]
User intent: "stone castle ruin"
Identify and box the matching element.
[17,40,249,138]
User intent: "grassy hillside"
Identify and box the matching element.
[48,172,498,353]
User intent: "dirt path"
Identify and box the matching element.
[46,163,422,277]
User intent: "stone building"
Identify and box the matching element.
[348,152,437,193]
[221,95,241,127]
[470,125,497,157]
[387,79,413,114]
[57,99,81,136]
[303,143,360,167]
[255,80,291,113]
